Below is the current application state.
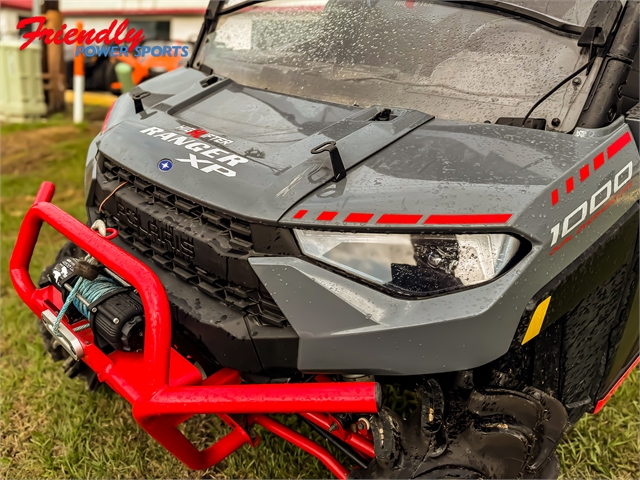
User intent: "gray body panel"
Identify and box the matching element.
[266,120,639,374]
[90,67,640,375]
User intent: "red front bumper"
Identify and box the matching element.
[10,182,378,477]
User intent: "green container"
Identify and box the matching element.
[115,62,135,94]
[0,40,47,123]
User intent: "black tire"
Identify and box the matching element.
[351,380,568,479]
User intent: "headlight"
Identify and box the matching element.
[294,230,520,296]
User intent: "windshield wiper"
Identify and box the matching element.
[441,0,584,36]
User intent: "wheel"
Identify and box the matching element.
[351,379,567,479]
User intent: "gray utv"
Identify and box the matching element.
[13,0,639,478]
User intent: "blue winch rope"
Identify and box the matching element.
[53,275,120,336]
[72,275,120,319]
[53,278,83,336]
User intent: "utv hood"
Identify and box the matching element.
[99,74,432,224]
[99,69,607,226]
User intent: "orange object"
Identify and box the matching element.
[73,21,84,76]
[115,40,188,89]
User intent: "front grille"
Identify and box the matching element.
[94,156,288,327]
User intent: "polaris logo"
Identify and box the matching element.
[115,202,195,261]
[140,127,248,178]
[158,159,173,171]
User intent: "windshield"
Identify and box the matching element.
[199,0,597,124]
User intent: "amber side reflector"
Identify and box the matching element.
[522,297,552,345]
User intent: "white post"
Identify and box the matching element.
[73,74,84,124]
[73,21,84,124]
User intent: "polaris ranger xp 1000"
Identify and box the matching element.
[10,0,640,478]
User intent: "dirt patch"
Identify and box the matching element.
[1,123,101,175]
[86,106,112,122]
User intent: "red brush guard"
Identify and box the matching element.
[10,182,379,478]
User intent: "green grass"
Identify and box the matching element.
[0,113,68,135]
[1,115,638,479]
[558,373,639,479]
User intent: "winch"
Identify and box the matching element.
[45,254,145,353]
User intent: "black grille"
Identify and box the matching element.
[102,158,255,253]
[94,156,288,327]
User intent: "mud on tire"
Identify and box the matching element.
[352,380,568,479]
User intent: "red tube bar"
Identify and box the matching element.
[138,382,379,416]
[251,414,349,480]
[137,415,253,470]
[301,412,375,458]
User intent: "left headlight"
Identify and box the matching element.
[294,230,520,297]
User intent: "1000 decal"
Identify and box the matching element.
[550,161,633,251]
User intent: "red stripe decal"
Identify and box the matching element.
[551,189,559,206]
[607,131,632,159]
[565,176,574,194]
[344,213,374,223]
[317,211,338,221]
[425,214,512,225]
[593,355,640,414]
[293,209,308,219]
[579,164,590,182]
[594,152,605,170]
[376,214,422,224]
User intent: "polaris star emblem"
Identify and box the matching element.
[158,159,173,171]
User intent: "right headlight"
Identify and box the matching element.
[294,230,520,297]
